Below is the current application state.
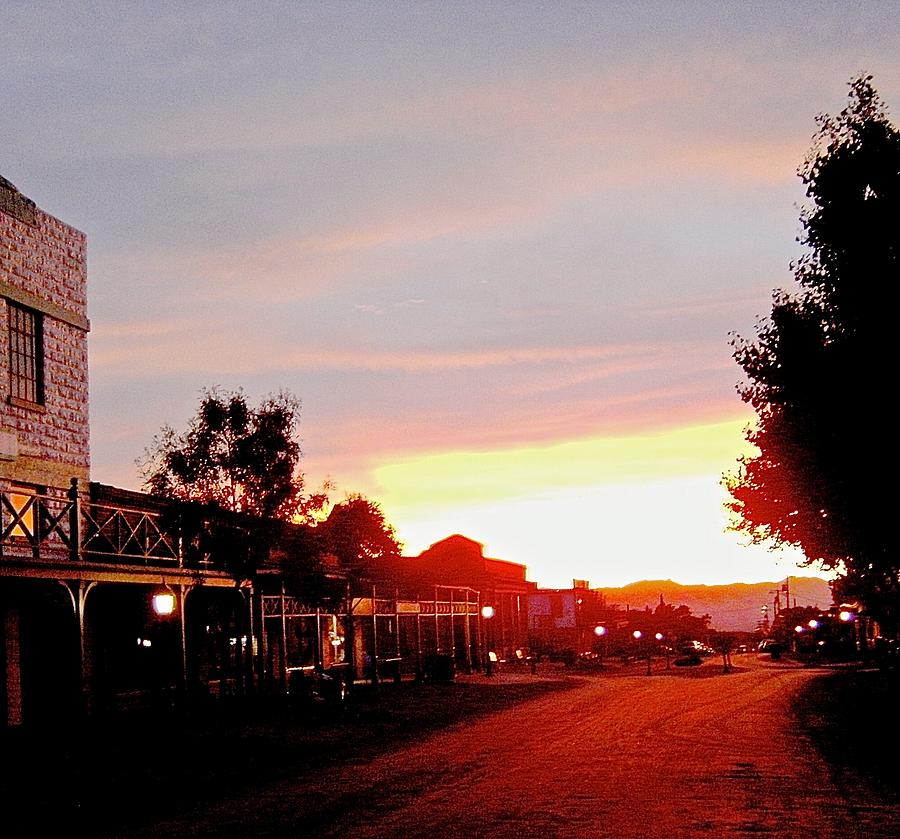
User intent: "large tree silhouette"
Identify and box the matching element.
[725,76,900,631]
[140,388,328,522]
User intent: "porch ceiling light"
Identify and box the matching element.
[152,590,176,616]
[481,605,495,619]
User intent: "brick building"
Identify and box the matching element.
[0,175,90,488]
[1,177,248,726]
[1,177,91,725]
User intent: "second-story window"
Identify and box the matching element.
[8,301,43,406]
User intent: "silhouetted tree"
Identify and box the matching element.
[140,388,328,521]
[652,600,712,642]
[725,76,900,631]
[316,495,403,584]
[709,631,737,672]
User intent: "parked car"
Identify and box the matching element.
[673,652,702,667]
[874,637,899,670]
[680,641,714,657]
[757,639,784,659]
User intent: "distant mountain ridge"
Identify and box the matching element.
[595,577,833,632]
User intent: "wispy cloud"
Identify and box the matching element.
[91,333,665,376]
[93,316,208,339]
[637,287,783,320]
[354,299,425,315]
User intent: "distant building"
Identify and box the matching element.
[365,534,534,665]
[527,584,608,660]
[407,534,534,661]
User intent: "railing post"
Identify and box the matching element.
[68,477,81,562]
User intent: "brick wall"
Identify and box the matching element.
[0,176,90,489]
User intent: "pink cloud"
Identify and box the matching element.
[91,332,665,377]
[306,388,750,497]
[636,286,781,320]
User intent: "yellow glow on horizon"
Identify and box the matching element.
[374,418,755,510]
[370,417,813,589]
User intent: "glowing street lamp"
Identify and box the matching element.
[152,590,176,617]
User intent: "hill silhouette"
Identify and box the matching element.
[596,577,832,631]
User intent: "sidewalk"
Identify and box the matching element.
[457,660,572,684]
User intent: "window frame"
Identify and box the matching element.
[7,300,44,409]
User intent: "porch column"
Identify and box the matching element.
[60,579,95,716]
[177,585,188,700]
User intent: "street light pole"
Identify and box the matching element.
[632,630,650,675]
[481,605,495,676]
[594,625,607,669]
[655,632,669,669]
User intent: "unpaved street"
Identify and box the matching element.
[123,659,899,838]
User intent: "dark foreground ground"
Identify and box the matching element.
[2,657,898,837]
[792,666,900,804]
[2,672,576,837]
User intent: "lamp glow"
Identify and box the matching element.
[152,592,176,616]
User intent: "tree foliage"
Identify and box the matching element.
[651,600,712,641]
[725,76,900,629]
[316,494,403,583]
[140,388,328,522]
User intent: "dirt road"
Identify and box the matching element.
[120,659,898,838]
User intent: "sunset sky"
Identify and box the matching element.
[3,2,898,587]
